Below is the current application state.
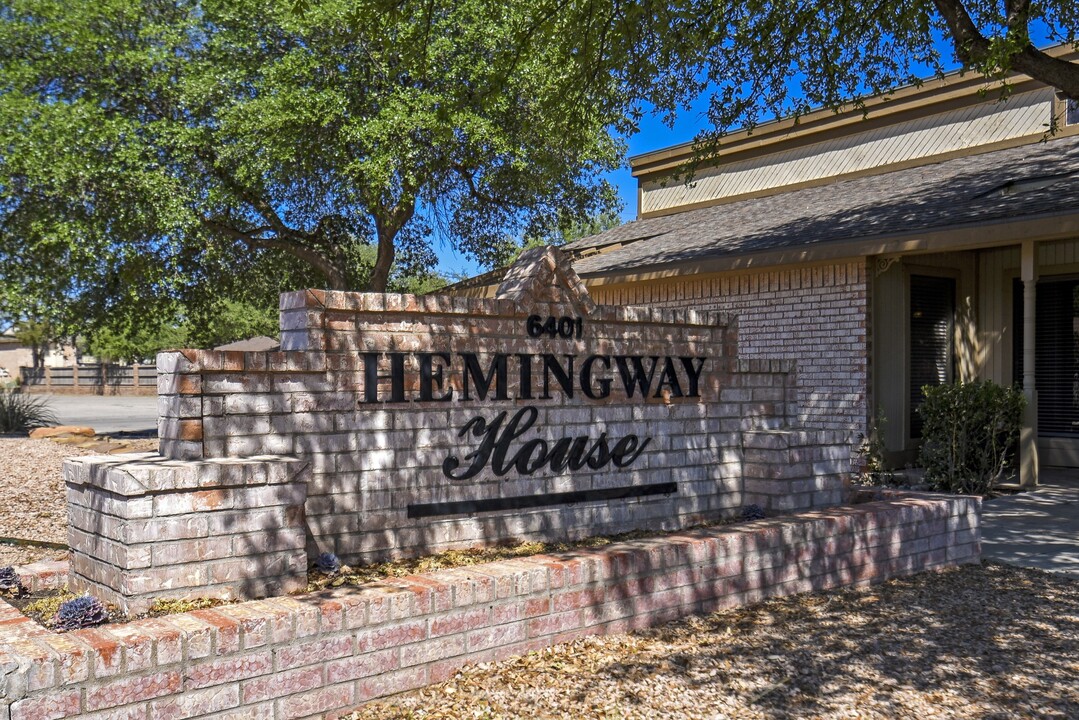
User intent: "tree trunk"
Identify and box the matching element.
[367,201,417,293]
[367,223,397,293]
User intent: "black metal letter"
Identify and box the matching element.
[418,353,454,402]
[580,355,612,400]
[461,353,509,401]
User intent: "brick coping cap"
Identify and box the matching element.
[279,288,734,329]
[65,453,307,496]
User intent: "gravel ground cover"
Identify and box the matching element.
[0,436,156,567]
[347,562,1079,720]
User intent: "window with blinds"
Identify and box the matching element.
[1013,277,1079,438]
[909,275,956,438]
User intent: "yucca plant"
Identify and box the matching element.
[0,388,57,432]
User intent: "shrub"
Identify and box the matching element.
[917,380,1025,495]
[0,389,57,432]
[853,410,895,486]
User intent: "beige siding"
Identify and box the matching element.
[976,246,1020,385]
[641,89,1056,215]
[871,261,906,452]
[1039,238,1079,266]
[977,240,1079,386]
[975,240,1079,466]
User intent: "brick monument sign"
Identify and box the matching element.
[64,247,850,612]
[1,247,978,720]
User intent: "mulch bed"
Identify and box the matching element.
[345,561,1079,720]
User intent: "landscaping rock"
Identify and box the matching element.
[28,426,95,439]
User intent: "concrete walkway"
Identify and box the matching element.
[981,468,1079,578]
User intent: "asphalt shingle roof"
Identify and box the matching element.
[566,134,1079,276]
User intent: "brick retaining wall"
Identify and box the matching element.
[63,455,311,614]
[0,492,980,720]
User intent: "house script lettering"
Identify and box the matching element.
[442,407,651,481]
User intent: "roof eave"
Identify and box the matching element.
[578,209,1079,287]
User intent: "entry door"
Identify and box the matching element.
[909,275,956,438]
[1014,277,1079,461]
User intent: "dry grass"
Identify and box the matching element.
[307,530,693,592]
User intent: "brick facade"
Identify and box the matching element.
[0,491,981,720]
[589,261,869,439]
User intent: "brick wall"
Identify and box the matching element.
[151,248,851,572]
[0,491,981,720]
[589,261,869,438]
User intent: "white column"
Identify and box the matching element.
[1020,240,1039,487]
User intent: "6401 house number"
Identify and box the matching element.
[526,314,583,339]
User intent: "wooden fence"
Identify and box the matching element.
[19,364,158,395]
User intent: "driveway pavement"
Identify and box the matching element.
[981,468,1079,578]
[38,393,158,435]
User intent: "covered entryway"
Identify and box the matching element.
[1013,274,1079,467]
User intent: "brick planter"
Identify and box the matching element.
[0,492,980,720]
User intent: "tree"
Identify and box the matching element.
[539,211,623,248]
[0,0,623,327]
[518,0,1079,146]
[86,298,275,362]
[87,318,189,364]
[12,318,55,373]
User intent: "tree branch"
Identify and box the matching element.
[933,0,1079,99]
[453,164,516,209]
[201,218,348,289]
[195,148,313,244]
